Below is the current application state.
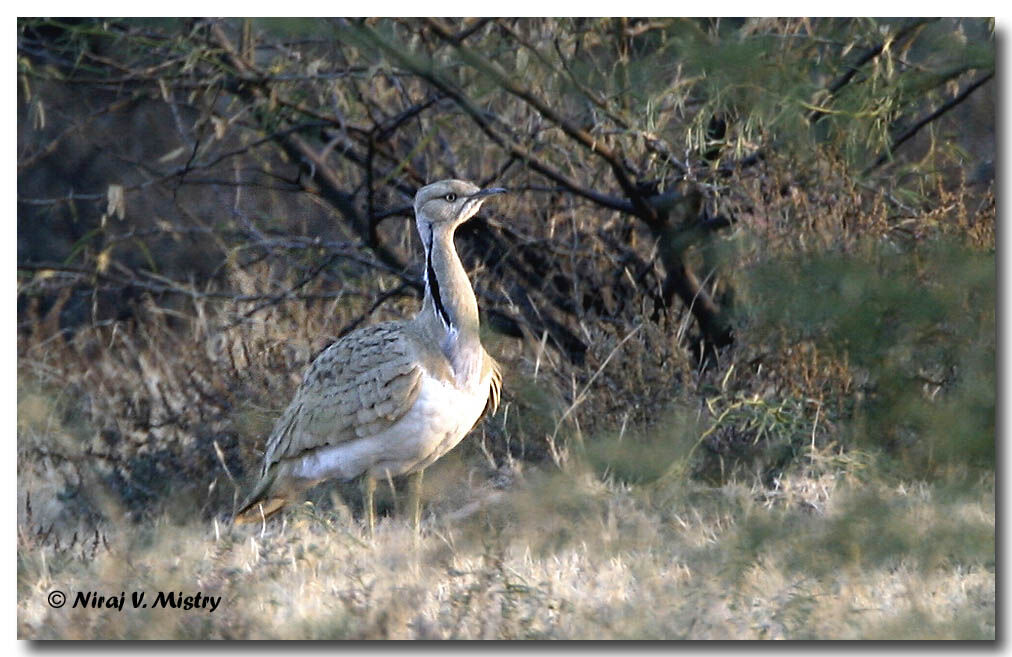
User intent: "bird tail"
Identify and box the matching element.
[233,468,289,524]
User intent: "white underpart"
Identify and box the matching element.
[292,369,489,483]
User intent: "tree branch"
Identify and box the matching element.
[808,18,939,125]
[864,70,994,174]
[423,18,660,225]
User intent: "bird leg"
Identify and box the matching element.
[407,469,424,533]
[362,475,376,537]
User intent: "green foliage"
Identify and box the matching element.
[742,239,994,477]
[694,393,821,485]
[585,404,703,486]
[736,481,994,577]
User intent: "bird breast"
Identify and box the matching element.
[290,368,490,483]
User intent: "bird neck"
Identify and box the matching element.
[419,223,484,382]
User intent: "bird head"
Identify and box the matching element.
[413,179,507,236]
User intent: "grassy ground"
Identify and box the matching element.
[17,370,994,639]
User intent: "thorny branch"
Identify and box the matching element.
[808,18,939,125]
[208,20,590,361]
[18,17,991,370]
[864,71,995,174]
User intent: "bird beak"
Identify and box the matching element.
[471,187,508,199]
[459,187,507,224]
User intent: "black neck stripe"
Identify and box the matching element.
[425,226,452,329]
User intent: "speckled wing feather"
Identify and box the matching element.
[259,322,425,474]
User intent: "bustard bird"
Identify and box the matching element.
[235,179,504,532]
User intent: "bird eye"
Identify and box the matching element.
[444,193,457,202]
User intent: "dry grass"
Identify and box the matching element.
[18,430,994,639]
[17,309,995,639]
[16,152,995,639]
